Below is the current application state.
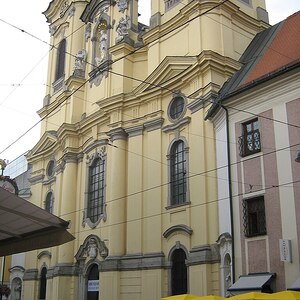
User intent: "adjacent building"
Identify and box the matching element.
[22,0,269,299]
[1,154,32,300]
[206,10,300,295]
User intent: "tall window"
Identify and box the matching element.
[87,158,105,223]
[39,267,47,300]
[239,118,261,157]
[171,249,187,295]
[45,192,54,214]
[243,196,266,237]
[55,39,66,81]
[170,140,187,205]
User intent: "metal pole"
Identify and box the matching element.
[0,256,5,300]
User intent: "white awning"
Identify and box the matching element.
[288,278,300,291]
[0,187,75,256]
[228,273,275,293]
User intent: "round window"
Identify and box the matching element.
[47,160,55,177]
[169,96,185,120]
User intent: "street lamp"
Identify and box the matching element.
[0,159,7,176]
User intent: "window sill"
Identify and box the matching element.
[165,201,191,210]
[240,151,262,162]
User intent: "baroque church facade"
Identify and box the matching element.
[23,0,269,299]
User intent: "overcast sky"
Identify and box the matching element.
[0,1,300,163]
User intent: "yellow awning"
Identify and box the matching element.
[161,294,225,300]
[270,291,300,300]
[229,292,273,300]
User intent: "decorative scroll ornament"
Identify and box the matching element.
[116,0,129,13]
[116,16,130,43]
[60,0,70,17]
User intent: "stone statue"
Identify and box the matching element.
[95,30,108,66]
[74,49,87,71]
[116,16,130,43]
[116,0,128,13]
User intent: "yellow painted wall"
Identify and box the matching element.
[23,0,269,299]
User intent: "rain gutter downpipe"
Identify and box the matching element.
[220,103,235,284]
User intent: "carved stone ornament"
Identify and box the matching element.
[116,16,130,43]
[75,235,109,263]
[68,5,76,18]
[85,23,92,42]
[87,238,98,259]
[73,49,87,76]
[49,25,57,36]
[95,30,108,66]
[94,5,109,24]
[87,146,107,164]
[60,0,70,17]
[116,0,129,13]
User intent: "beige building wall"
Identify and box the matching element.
[22,0,268,299]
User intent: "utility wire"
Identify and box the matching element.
[0,0,230,156]
[54,139,300,221]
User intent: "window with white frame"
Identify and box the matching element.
[238,118,261,157]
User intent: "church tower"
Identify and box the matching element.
[23,0,269,299]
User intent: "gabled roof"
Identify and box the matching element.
[206,10,300,119]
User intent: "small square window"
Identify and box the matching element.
[243,196,266,237]
[238,118,261,157]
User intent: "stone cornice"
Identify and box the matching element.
[107,127,128,141]
[162,116,191,133]
[144,118,164,132]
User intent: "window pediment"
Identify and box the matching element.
[163,224,193,238]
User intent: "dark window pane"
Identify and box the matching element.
[87,264,99,300]
[170,140,187,205]
[45,192,53,213]
[39,267,47,300]
[243,196,266,237]
[87,158,105,223]
[170,96,185,120]
[55,39,66,80]
[171,249,187,295]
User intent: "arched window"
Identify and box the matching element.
[87,264,99,300]
[39,267,47,300]
[55,39,66,81]
[87,157,106,223]
[170,140,187,205]
[171,249,187,295]
[45,192,54,213]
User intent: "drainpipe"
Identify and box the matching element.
[220,104,235,284]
